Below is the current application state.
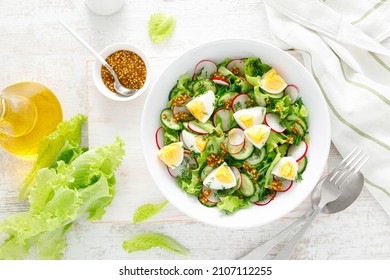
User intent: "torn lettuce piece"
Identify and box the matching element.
[123,233,189,256]
[148,13,176,43]
[133,200,169,224]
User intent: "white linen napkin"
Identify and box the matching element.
[263,0,390,216]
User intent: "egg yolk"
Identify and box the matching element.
[195,136,208,152]
[278,162,296,179]
[262,69,286,91]
[157,143,182,167]
[215,166,234,184]
[238,114,254,128]
[246,126,267,144]
[186,100,206,122]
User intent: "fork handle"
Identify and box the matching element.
[238,209,312,260]
[274,206,322,260]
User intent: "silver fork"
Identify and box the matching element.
[273,147,369,259]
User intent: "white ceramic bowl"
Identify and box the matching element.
[141,39,330,228]
[93,42,151,102]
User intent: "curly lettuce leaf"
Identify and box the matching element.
[148,13,176,43]
[123,233,189,256]
[0,137,125,260]
[217,196,245,213]
[133,200,169,224]
[19,114,86,201]
[244,57,271,86]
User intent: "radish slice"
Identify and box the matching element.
[276,180,293,192]
[226,59,245,76]
[184,152,198,169]
[228,128,245,146]
[213,108,232,132]
[231,166,242,190]
[226,140,245,155]
[285,84,300,103]
[231,93,250,112]
[210,77,230,86]
[201,186,220,203]
[173,105,190,115]
[167,161,189,178]
[241,77,254,88]
[264,113,286,133]
[193,59,217,79]
[155,127,165,149]
[187,121,208,135]
[254,191,277,206]
[287,141,308,162]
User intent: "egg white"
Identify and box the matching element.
[272,156,298,180]
[244,124,271,149]
[233,107,266,130]
[185,90,215,123]
[181,130,206,153]
[203,163,237,190]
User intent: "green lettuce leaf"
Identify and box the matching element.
[0,137,125,260]
[122,233,189,256]
[217,196,244,213]
[19,114,86,201]
[148,13,176,43]
[133,200,169,224]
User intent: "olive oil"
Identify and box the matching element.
[0,82,63,156]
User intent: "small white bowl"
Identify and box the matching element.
[93,42,151,102]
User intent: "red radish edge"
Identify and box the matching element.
[211,77,230,86]
[155,127,164,149]
[226,59,245,75]
[285,84,300,103]
[193,59,217,79]
[276,180,293,192]
[241,77,254,88]
[231,93,250,112]
[201,186,219,203]
[264,113,286,133]
[287,141,308,162]
[188,121,208,135]
[228,128,245,146]
[226,140,245,155]
[230,166,242,190]
[254,191,277,206]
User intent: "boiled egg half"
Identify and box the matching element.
[260,69,287,94]
[233,107,266,130]
[244,124,271,149]
[181,130,208,153]
[203,163,237,190]
[185,90,215,123]
[157,142,184,169]
[272,156,298,180]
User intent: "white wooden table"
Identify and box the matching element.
[0,0,389,260]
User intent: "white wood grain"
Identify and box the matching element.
[0,0,389,260]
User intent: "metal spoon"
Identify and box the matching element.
[238,172,365,260]
[59,20,138,97]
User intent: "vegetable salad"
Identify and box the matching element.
[156,57,309,214]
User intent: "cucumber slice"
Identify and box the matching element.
[193,79,217,95]
[287,114,308,131]
[201,165,214,181]
[198,194,217,207]
[160,109,180,130]
[298,156,307,173]
[288,122,304,137]
[217,92,238,107]
[246,147,266,165]
[230,141,254,160]
[239,174,255,197]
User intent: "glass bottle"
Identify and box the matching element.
[0,82,63,157]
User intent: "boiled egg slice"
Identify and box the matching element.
[244,124,271,149]
[233,107,266,130]
[260,69,287,94]
[272,156,298,180]
[185,89,215,123]
[203,163,237,190]
[157,142,184,169]
[181,130,208,153]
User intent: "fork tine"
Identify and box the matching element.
[330,148,362,181]
[337,154,369,187]
[331,151,365,184]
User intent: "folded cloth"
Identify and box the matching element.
[264,0,390,216]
